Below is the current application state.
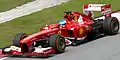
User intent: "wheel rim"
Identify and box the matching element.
[111,20,119,33]
[58,37,65,50]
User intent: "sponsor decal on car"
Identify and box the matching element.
[58,31,61,34]
[79,28,83,34]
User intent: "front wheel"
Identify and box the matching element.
[13,33,28,47]
[49,34,66,53]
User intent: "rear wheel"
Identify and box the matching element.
[13,33,28,47]
[49,34,66,53]
[103,17,119,35]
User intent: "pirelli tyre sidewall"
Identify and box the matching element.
[103,17,119,35]
[49,34,66,53]
[13,33,28,47]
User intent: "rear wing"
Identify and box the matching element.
[83,4,111,18]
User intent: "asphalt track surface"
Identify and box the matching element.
[2,30,120,60]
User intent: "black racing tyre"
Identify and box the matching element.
[103,17,119,35]
[13,33,28,47]
[49,34,66,53]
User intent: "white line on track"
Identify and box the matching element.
[0,0,70,23]
[0,57,8,60]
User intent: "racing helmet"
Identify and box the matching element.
[59,20,66,26]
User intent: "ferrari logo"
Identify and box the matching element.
[79,28,83,34]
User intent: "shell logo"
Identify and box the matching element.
[58,31,61,34]
[79,28,83,34]
[11,46,15,49]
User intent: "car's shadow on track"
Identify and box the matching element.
[79,32,120,46]
[7,54,55,59]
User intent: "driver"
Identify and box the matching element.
[59,20,66,27]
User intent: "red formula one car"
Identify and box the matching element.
[0,4,119,57]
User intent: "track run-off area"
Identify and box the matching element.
[0,0,69,23]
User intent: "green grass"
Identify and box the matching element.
[0,0,120,48]
[0,0,32,12]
